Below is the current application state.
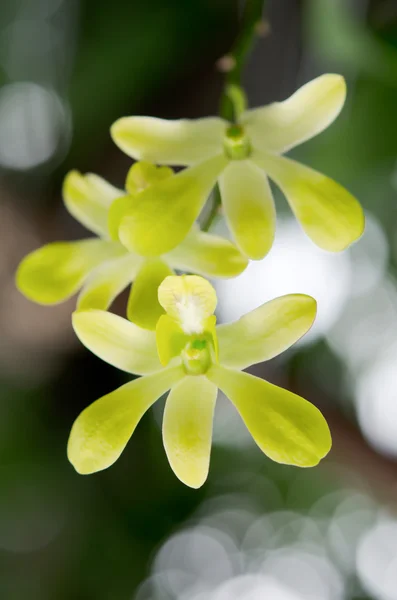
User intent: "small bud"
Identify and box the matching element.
[255,19,271,37]
[216,54,236,73]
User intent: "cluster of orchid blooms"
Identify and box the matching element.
[17,74,364,488]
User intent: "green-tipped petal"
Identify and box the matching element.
[219,160,276,260]
[68,365,184,474]
[254,152,364,252]
[63,171,123,236]
[208,365,331,467]
[119,155,228,256]
[163,376,217,488]
[158,275,217,334]
[16,239,123,305]
[127,259,174,330]
[241,74,346,154]
[111,116,226,166]
[77,253,142,312]
[72,310,161,375]
[217,294,317,370]
[165,226,248,278]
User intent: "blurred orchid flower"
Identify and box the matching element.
[68,275,331,488]
[16,162,247,329]
[111,74,364,259]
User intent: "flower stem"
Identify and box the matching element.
[201,0,266,232]
[220,0,266,122]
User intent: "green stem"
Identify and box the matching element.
[220,0,265,122]
[202,0,265,232]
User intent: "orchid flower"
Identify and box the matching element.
[68,275,331,488]
[16,162,247,329]
[111,74,364,260]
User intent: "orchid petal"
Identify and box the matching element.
[254,152,364,251]
[165,226,248,277]
[111,116,226,166]
[156,315,188,367]
[208,365,331,467]
[77,253,142,311]
[217,294,317,370]
[68,365,184,474]
[219,159,276,259]
[16,239,123,304]
[127,259,174,330]
[72,310,161,375]
[163,376,217,488]
[63,171,123,236]
[119,155,228,256]
[242,74,346,154]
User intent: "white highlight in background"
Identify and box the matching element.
[0,82,67,170]
[215,217,351,344]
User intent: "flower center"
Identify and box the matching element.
[223,125,251,160]
[181,338,212,375]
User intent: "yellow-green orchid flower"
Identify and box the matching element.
[16,162,247,329]
[111,74,364,260]
[68,275,331,488]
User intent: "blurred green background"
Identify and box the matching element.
[2,0,397,598]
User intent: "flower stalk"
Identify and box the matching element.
[220,0,266,122]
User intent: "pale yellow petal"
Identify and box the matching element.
[207,365,331,467]
[217,294,317,370]
[164,227,248,278]
[127,259,174,330]
[77,253,142,311]
[163,376,217,488]
[241,74,346,153]
[254,151,364,251]
[119,154,228,257]
[72,310,161,375]
[63,171,123,236]
[68,365,184,474]
[219,160,276,259]
[111,116,226,165]
[16,239,123,305]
